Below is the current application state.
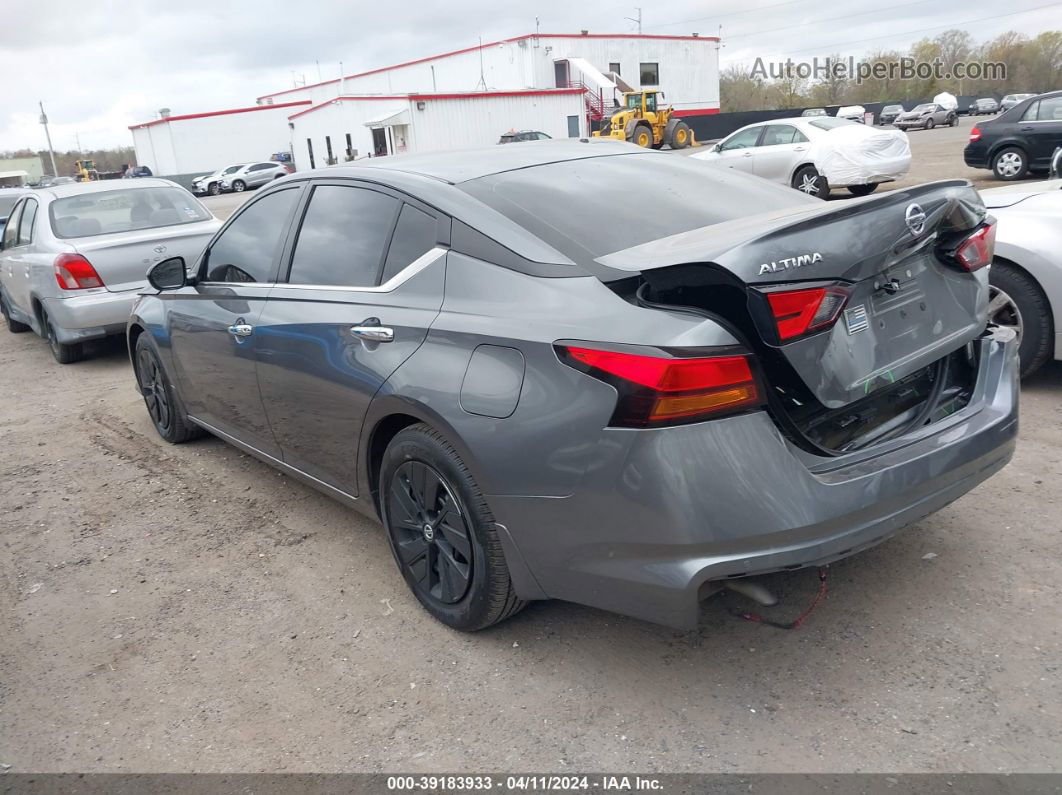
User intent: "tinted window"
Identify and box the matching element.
[205,187,299,283]
[288,185,399,287]
[639,62,659,85]
[2,202,21,248]
[380,204,437,284]
[459,155,812,272]
[720,127,761,150]
[0,195,19,217]
[249,163,273,172]
[50,187,211,239]
[17,199,37,245]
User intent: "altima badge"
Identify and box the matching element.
[845,304,869,334]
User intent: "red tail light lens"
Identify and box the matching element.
[558,345,762,427]
[954,221,996,271]
[969,126,981,142]
[54,253,104,290]
[766,286,849,341]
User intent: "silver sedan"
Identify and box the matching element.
[982,179,1062,377]
[0,179,220,363]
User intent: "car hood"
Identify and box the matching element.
[896,111,928,120]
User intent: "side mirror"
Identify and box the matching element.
[147,256,188,290]
[713,143,722,152]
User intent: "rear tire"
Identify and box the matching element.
[631,123,654,148]
[380,423,526,631]
[949,114,958,127]
[134,334,204,443]
[846,183,879,197]
[41,311,83,364]
[793,165,828,199]
[988,261,1053,378]
[1,294,29,333]
[232,179,246,192]
[992,147,1028,181]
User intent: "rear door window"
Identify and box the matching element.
[287,185,400,288]
[17,199,37,245]
[380,204,438,284]
[1032,96,1062,120]
[204,187,301,283]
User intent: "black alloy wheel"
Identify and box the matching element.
[137,344,173,435]
[387,460,473,605]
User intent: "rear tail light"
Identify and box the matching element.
[766,286,849,341]
[54,253,104,290]
[969,126,981,142]
[557,344,762,428]
[954,221,996,271]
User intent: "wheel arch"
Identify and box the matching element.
[991,253,1057,346]
[789,161,817,185]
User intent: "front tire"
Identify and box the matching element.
[631,123,654,148]
[380,424,525,631]
[846,183,879,197]
[992,147,1028,181]
[925,118,935,130]
[41,311,83,364]
[208,182,221,196]
[793,165,828,199]
[231,179,246,192]
[988,261,1053,378]
[134,335,204,442]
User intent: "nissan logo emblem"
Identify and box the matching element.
[905,203,926,236]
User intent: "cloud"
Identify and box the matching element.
[1,0,1053,151]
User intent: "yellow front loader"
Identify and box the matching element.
[74,160,99,182]
[592,90,693,149]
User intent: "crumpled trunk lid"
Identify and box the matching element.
[599,180,990,408]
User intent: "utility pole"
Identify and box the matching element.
[38,101,58,177]
[75,132,82,153]
[625,7,642,34]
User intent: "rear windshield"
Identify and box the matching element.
[459,153,808,276]
[0,196,19,216]
[808,117,856,130]
[50,186,211,239]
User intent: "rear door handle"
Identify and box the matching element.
[1020,126,1034,131]
[350,324,394,343]
[793,146,806,152]
[228,323,253,337]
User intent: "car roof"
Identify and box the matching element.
[37,178,185,200]
[322,139,637,185]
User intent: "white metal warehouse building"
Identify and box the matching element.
[129,32,721,177]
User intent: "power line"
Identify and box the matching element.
[721,0,1062,62]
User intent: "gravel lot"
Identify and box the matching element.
[2,117,1061,774]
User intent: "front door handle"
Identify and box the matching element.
[793,146,807,152]
[228,323,253,337]
[350,324,394,343]
[741,151,753,157]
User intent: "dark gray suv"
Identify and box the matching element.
[129,141,1018,631]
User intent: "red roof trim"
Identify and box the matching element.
[257,33,718,101]
[129,100,311,130]
[287,89,585,120]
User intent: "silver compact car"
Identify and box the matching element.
[893,103,958,130]
[219,162,290,193]
[0,179,220,363]
[129,142,1017,631]
[980,179,1062,377]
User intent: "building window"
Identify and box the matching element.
[639,62,659,86]
[306,138,315,169]
[325,135,334,164]
[609,62,621,75]
[345,133,353,160]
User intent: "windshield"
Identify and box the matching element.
[913,104,934,112]
[0,196,19,216]
[884,105,902,112]
[808,117,856,130]
[224,165,242,174]
[50,186,211,239]
[626,94,640,109]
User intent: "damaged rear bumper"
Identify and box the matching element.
[492,327,1018,629]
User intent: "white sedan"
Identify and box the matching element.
[692,116,911,198]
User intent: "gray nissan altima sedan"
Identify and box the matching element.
[128,140,1019,631]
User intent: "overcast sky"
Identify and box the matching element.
[2,0,1057,151]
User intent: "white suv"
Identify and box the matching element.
[219,162,290,193]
